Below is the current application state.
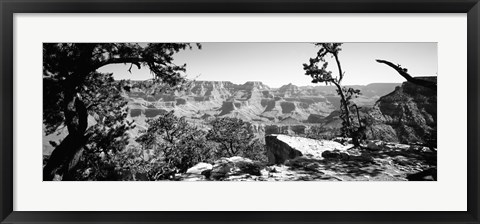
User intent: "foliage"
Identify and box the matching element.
[70,112,269,181]
[239,139,268,163]
[114,145,168,181]
[135,111,213,179]
[207,117,257,157]
[64,72,134,180]
[70,150,120,181]
[82,73,135,153]
[43,43,196,134]
[43,43,199,180]
[303,43,343,85]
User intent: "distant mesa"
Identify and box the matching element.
[123,80,401,124]
[278,83,300,97]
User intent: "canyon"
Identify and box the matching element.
[42,78,437,181]
[123,80,401,138]
[43,78,437,157]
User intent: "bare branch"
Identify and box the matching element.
[93,57,145,71]
[376,59,436,91]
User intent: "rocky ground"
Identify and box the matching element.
[180,135,437,181]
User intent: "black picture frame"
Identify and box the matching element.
[1,0,479,223]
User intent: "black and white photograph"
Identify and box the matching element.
[42,42,437,181]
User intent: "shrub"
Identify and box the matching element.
[207,117,255,157]
[207,117,267,162]
[135,111,213,179]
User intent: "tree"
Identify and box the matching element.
[207,117,256,157]
[43,43,199,180]
[303,43,363,146]
[67,72,135,180]
[136,111,212,177]
[376,59,437,91]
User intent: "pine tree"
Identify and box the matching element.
[43,43,199,180]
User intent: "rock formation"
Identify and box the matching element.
[316,78,437,145]
[181,156,264,181]
[123,80,399,125]
[265,134,350,165]
[368,77,437,144]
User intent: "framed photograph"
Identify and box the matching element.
[1,0,479,223]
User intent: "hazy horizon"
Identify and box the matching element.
[99,42,437,88]
[125,78,403,88]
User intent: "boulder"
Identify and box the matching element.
[408,145,433,153]
[211,161,234,180]
[265,134,348,165]
[366,140,384,151]
[181,173,207,181]
[210,156,263,180]
[181,163,213,181]
[185,162,213,175]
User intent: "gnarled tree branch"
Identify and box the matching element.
[93,57,144,71]
[376,59,436,91]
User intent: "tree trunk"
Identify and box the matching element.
[330,51,357,144]
[332,82,362,146]
[332,82,352,128]
[43,94,88,180]
[43,44,94,181]
[229,142,234,156]
[353,104,362,127]
[352,104,363,146]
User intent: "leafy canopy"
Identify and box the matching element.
[43,43,199,135]
[303,43,343,85]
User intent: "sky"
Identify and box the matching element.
[99,43,437,88]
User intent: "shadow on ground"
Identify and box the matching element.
[284,147,437,181]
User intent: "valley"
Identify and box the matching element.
[124,80,400,139]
